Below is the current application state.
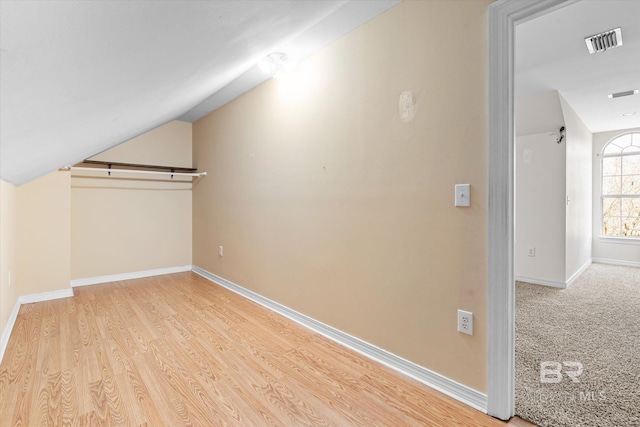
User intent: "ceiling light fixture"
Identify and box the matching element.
[258,52,295,79]
[621,112,637,117]
[585,27,622,54]
[608,89,639,99]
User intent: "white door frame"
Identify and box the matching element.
[486,0,579,420]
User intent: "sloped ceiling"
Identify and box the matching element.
[0,0,399,186]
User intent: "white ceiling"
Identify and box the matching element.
[5,0,635,186]
[516,0,640,134]
[0,0,399,186]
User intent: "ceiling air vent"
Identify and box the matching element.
[608,89,639,99]
[585,28,622,54]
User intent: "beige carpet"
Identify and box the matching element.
[515,263,640,427]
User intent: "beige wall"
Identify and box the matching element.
[193,0,490,392]
[0,179,18,333]
[15,171,71,296]
[2,171,70,335]
[90,120,193,168]
[71,121,193,279]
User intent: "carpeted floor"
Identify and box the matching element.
[515,263,640,427]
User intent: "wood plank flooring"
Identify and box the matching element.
[0,272,515,426]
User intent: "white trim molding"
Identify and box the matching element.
[514,276,566,289]
[597,236,640,246]
[487,0,578,420]
[19,288,74,304]
[0,287,74,365]
[593,258,640,268]
[0,299,22,366]
[5,264,193,363]
[192,265,488,413]
[71,265,192,287]
[515,259,592,289]
[566,259,593,287]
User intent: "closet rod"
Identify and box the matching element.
[65,166,206,178]
[82,159,197,172]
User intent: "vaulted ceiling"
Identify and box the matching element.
[0,0,399,186]
[5,0,638,187]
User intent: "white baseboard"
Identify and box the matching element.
[2,264,191,364]
[0,299,22,365]
[19,288,74,304]
[566,258,592,287]
[191,265,488,413]
[71,265,192,287]
[517,259,594,289]
[0,287,74,365]
[515,275,567,289]
[593,258,640,268]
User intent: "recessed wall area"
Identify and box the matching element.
[0,121,194,337]
[71,121,193,280]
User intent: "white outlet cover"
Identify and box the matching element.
[458,309,473,336]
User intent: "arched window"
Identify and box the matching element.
[601,132,640,237]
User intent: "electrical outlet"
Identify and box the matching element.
[218,245,224,257]
[528,247,536,257]
[458,310,473,336]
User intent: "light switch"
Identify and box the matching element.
[455,184,471,207]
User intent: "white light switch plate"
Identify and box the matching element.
[455,184,471,207]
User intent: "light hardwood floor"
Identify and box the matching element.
[0,272,522,426]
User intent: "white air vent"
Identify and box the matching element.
[585,28,622,54]
[608,89,639,99]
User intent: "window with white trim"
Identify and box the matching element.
[601,132,640,237]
